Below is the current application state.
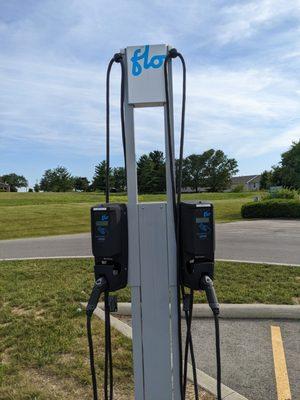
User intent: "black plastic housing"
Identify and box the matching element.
[91,203,128,291]
[179,201,215,289]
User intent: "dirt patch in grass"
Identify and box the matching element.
[23,369,90,399]
[11,306,32,316]
[11,306,46,320]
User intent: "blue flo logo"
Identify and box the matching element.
[131,45,166,77]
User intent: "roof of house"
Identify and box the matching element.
[231,175,260,185]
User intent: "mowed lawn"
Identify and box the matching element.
[0,258,134,399]
[0,259,298,399]
[0,191,260,240]
[0,258,236,399]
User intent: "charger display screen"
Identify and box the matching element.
[196,210,212,240]
[96,213,110,239]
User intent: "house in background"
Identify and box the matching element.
[231,175,261,191]
[0,181,10,192]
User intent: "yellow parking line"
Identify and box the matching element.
[271,325,292,400]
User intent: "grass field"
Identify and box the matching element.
[0,258,298,398]
[0,258,221,400]
[0,191,260,240]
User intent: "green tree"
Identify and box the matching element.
[137,154,153,193]
[204,150,239,192]
[34,183,40,192]
[279,141,300,189]
[182,151,214,192]
[73,177,90,192]
[112,167,126,192]
[137,151,166,193]
[1,173,28,192]
[40,166,73,192]
[269,166,282,187]
[260,170,273,190]
[149,150,166,192]
[92,161,111,192]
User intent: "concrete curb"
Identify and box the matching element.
[82,303,249,400]
[217,258,300,267]
[98,302,300,320]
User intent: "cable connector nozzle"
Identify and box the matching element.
[168,48,179,58]
[113,52,123,63]
[86,277,108,317]
[200,275,220,315]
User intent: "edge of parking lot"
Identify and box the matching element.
[82,303,250,400]
[99,302,300,320]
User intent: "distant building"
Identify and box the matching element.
[231,175,261,191]
[181,186,208,193]
[0,181,10,192]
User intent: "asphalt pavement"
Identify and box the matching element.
[187,318,300,400]
[123,315,299,400]
[1,220,300,265]
[216,219,300,265]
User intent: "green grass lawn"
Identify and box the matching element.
[0,191,261,240]
[0,258,298,399]
[0,258,134,399]
[0,258,220,399]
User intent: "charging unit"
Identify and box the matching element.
[91,204,128,291]
[86,44,222,400]
[180,202,215,289]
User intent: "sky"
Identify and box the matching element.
[1,0,300,188]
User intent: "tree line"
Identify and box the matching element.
[1,148,239,193]
[260,141,300,190]
[2,142,298,193]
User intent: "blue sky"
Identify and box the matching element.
[1,0,300,187]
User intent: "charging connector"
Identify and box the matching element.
[200,275,219,314]
[200,275,221,400]
[86,277,108,317]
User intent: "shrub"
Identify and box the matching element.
[231,184,244,193]
[241,199,300,219]
[263,188,299,200]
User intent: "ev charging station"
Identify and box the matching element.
[86,44,221,400]
[125,44,181,399]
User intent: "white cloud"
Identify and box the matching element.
[1,0,300,182]
[236,125,300,157]
[216,0,300,44]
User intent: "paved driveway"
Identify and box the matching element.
[1,220,300,265]
[216,219,300,265]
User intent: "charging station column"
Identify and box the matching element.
[123,44,180,400]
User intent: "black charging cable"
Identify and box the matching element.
[105,52,126,203]
[86,277,108,400]
[87,51,126,400]
[182,289,199,399]
[104,52,126,400]
[164,48,199,400]
[200,276,222,400]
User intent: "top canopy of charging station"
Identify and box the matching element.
[125,44,169,107]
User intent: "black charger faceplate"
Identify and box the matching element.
[91,203,128,291]
[179,201,215,289]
